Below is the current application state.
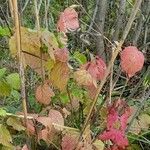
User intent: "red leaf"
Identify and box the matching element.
[57,8,79,33]
[61,134,78,150]
[54,48,69,62]
[35,83,55,105]
[27,120,35,135]
[36,117,52,127]
[99,129,128,148]
[22,145,29,150]
[82,56,106,81]
[48,109,64,126]
[121,46,144,78]
[99,100,131,149]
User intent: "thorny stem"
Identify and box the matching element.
[12,0,28,134]
[76,0,143,146]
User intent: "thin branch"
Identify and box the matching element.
[22,0,30,13]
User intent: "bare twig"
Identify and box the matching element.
[8,0,14,19]
[22,0,30,13]
[44,0,51,29]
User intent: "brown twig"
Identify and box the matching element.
[77,0,143,145]
[12,0,28,133]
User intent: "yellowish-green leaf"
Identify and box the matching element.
[73,51,87,64]
[6,73,20,90]
[138,114,150,130]
[50,62,69,91]
[0,109,7,117]
[127,144,141,150]
[0,80,11,96]
[6,117,25,131]
[0,68,7,79]
[93,140,104,150]
[9,27,41,57]
[0,124,13,148]
[44,58,55,73]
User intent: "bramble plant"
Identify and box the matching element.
[0,0,149,150]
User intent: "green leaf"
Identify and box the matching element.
[60,92,69,104]
[0,68,7,79]
[10,90,21,101]
[6,73,20,90]
[0,124,13,148]
[0,109,7,117]
[73,51,87,64]
[6,117,25,131]
[0,26,10,36]
[0,80,11,96]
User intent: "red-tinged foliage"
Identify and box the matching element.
[22,145,29,150]
[120,46,144,78]
[57,7,79,33]
[27,120,35,135]
[86,84,97,99]
[36,117,52,127]
[54,48,69,62]
[99,100,131,149]
[82,56,107,81]
[35,83,55,105]
[48,109,64,126]
[61,134,78,150]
